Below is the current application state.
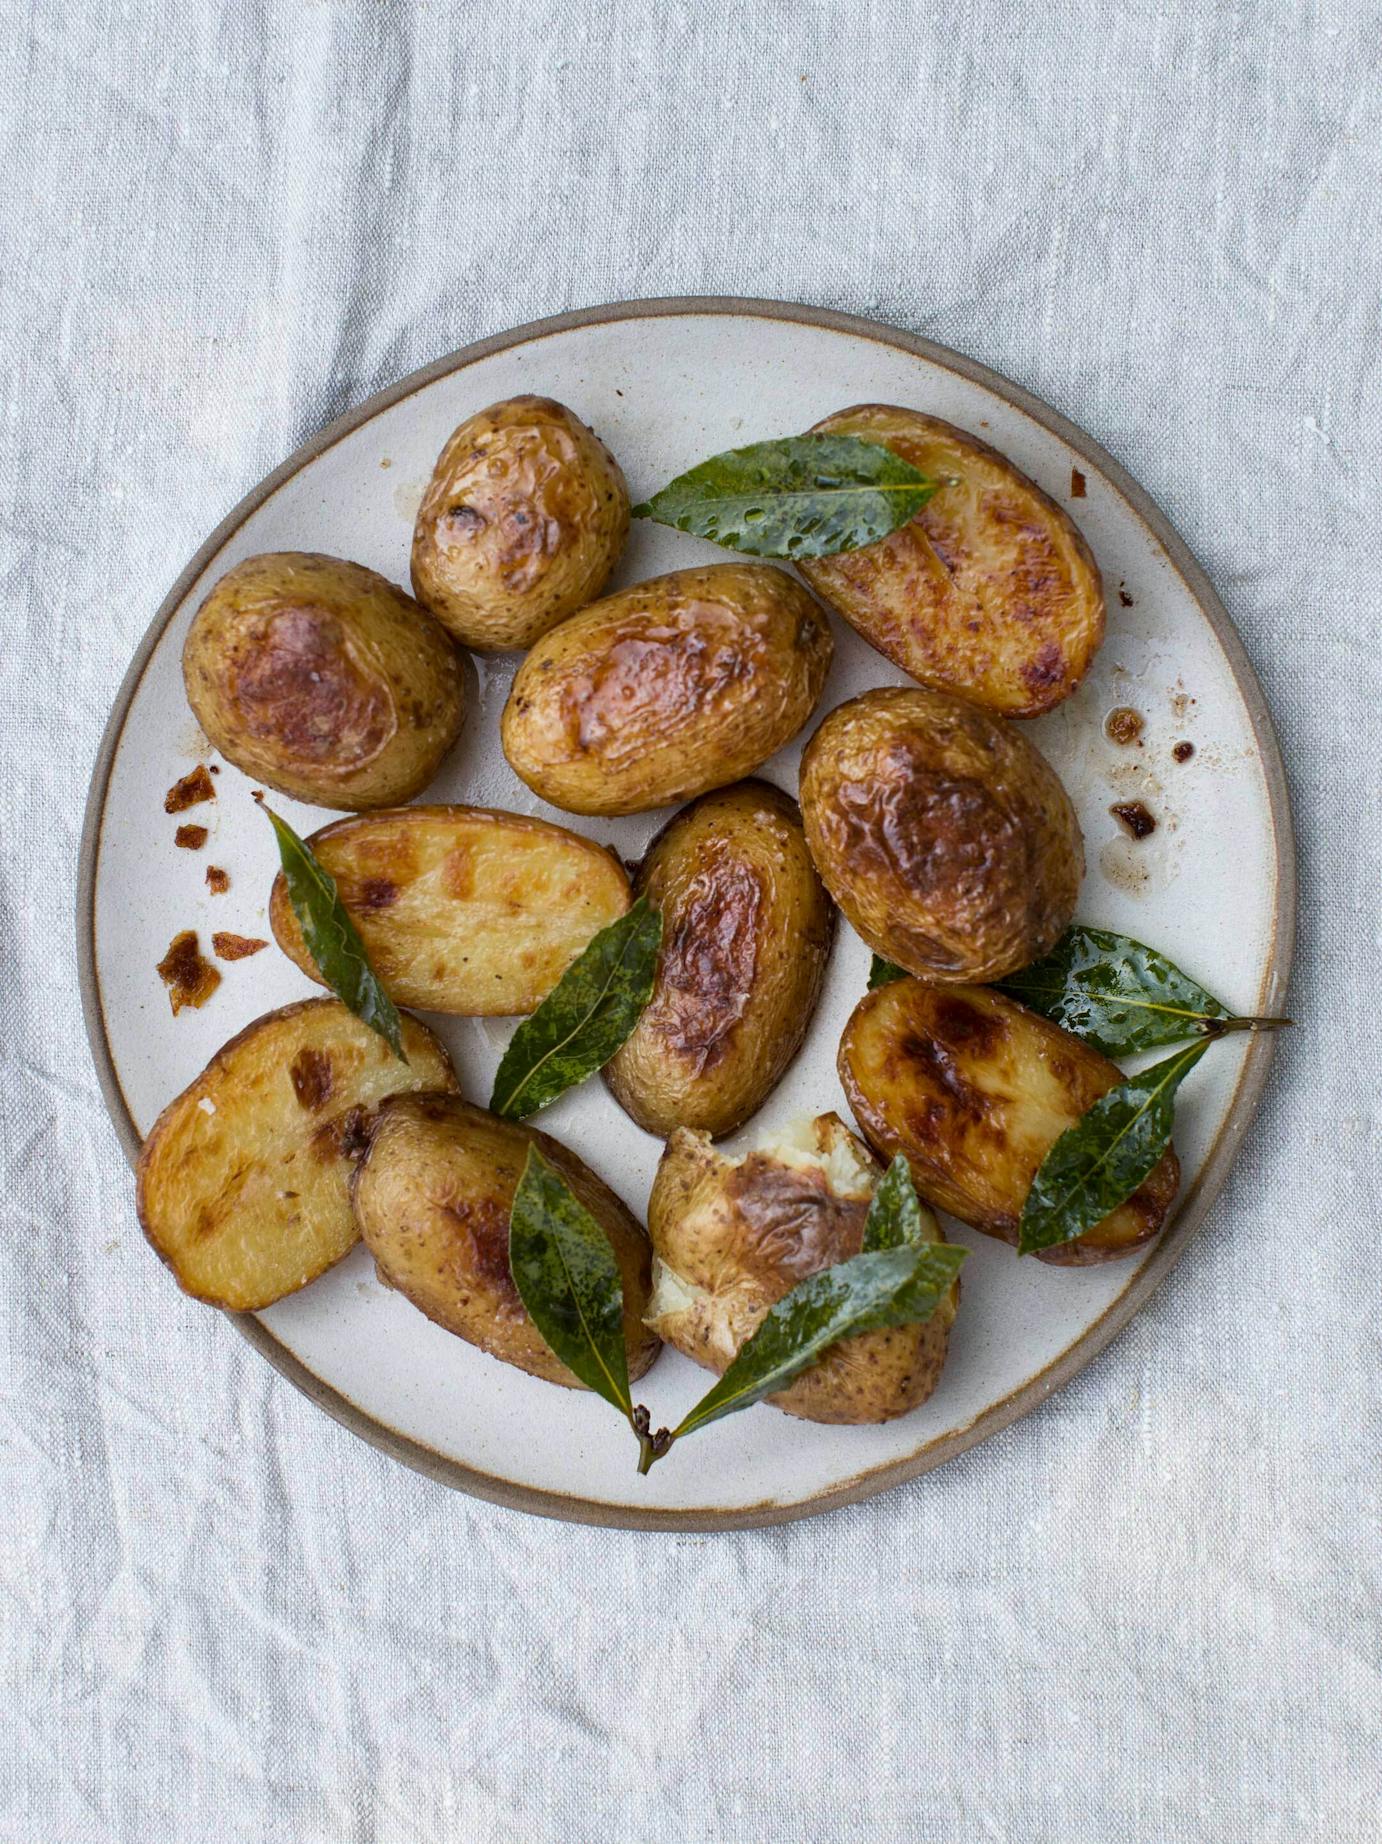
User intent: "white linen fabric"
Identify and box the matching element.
[2,2,1378,1838]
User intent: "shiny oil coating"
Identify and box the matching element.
[267,804,630,1016]
[182,551,466,810]
[647,1116,959,1423]
[410,395,629,651]
[798,405,1105,717]
[838,981,1180,1265]
[604,780,834,1138]
[350,1093,659,1388]
[500,563,834,816]
[799,685,1083,983]
[135,1000,458,1310]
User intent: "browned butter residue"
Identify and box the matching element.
[1173,740,1195,763]
[174,823,208,850]
[1110,801,1157,840]
[164,765,217,813]
[206,865,230,893]
[212,931,267,961]
[1104,706,1145,747]
[156,930,221,1013]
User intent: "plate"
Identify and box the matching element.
[78,298,1294,1529]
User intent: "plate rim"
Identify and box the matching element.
[76,294,1297,1531]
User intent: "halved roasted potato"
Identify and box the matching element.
[501,564,834,815]
[798,405,1104,717]
[647,1113,959,1423]
[351,1094,659,1387]
[799,685,1082,984]
[838,980,1179,1265]
[604,781,834,1139]
[269,804,630,1016]
[183,552,467,810]
[411,395,630,651]
[135,1000,458,1309]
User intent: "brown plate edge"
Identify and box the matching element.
[75,294,1297,1533]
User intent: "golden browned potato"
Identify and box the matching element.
[269,804,630,1016]
[646,1114,959,1423]
[351,1094,659,1387]
[799,686,1082,983]
[135,1000,459,1310]
[410,396,629,650]
[500,564,834,816]
[838,980,1180,1265]
[604,781,834,1138]
[798,405,1104,717]
[183,552,466,810]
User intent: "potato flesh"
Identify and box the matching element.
[799,405,1105,718]
[269,805,630,1016]
[838,981,1180,1265]
[410,395,630,651]
[182,551,467,811]
[799,685,1082,984]
[604,780,834,1138]
[135,1001,458,1310]
[647,1114,958,1424]
[500,564,834,816]
[351,1094,659,1388]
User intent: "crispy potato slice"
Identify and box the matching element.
[798,406,1105,717]
[351,1094,659,1387]
[647,1114,959,1423]
[838,980,1179,1265]
[604,781,835,1139]
[136,999,458,1309]
[500,564,833,816]
[269,804,630,1016]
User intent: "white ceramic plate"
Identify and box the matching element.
[79,299,1293,1529]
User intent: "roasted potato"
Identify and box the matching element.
[183,552,466,810]
[838,980,1180,1265]
[501,564,834,816]
[351,1094,659,1387]
[269,804,630,1016]
[646,1114,959,1423]
[799,686,1082,983]
[135,1000,458,1310]
[798,405,1104,717]
[604,781,834,1138]
[411,395,629,650]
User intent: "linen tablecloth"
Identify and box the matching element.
[3,3,1378,1838]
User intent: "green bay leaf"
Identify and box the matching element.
[508,1147,631,1415]
[259,801,405,1062]
[861,1154,926,1251]
[868,954,909,990]
[489,897,662,1119]
[633,434,937,559]
[998,925,1229,1054]
[671,1242,967,1442]
[1017,1038,1210,1256]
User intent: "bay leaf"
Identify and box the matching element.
[868,954,909,990]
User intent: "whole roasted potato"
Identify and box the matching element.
[136,999,458,1310]
[411,395,629,650]
[799,685,1082,983]
[269,804,630,1015]
[647,1113,959,1424]
[798,405,1104,717]
[501,564,834,816]
[604,780,834,1138]
[838,980,1180,1265]
[183,552,466,810]
[351,1094,659,1387]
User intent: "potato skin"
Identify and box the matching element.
[183,552,466,810]
[501,564,834,816]
[799,685,1082,983]
[135,1000,458,1310]
[647,1115,959,1423]
[268,804,630,1016]
[838,981,1180,1265]
[798,405,1104,717]
[411,396,629,651]
[604,781,834,1139]
[350,1094,659,1387]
